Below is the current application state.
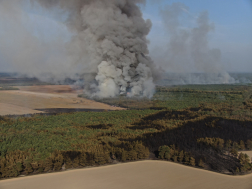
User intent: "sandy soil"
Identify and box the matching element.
[0,160,251,189]
[0,103,43,115]
[0,85,124,116]
[239,151,252,162]
[242,151,252,158]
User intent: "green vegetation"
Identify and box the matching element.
[91,85,252,110]
[1,84,252,178]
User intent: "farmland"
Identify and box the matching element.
[0,85,124,116]
[0,74,123,116]
[0,76,252,178]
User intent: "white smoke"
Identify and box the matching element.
[151,2,237,85]
[157,73,239,86]
[0,0,159,98]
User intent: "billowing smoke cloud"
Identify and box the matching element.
[0,0,159,98]
[151,2,237,85]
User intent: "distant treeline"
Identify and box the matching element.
[0,86,19,90]
[156,87,243,94]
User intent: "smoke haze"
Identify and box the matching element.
[0,0,159,98]
[0,1,248,98]
[150,2,238,85]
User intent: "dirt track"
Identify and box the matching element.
[0,85,124,116]
[0,160,251,189]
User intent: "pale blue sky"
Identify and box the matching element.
[141,0,252,72]
[0,0,251,72]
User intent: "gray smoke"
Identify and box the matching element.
[151,2,236,85]
[0,0,159,98]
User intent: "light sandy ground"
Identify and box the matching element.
[0,85,124,116]
[239,151,252,162]
[242,151,252,158]
[0,103,44,115]
[0,160,251,189]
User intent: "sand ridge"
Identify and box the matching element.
[0,160,251,189]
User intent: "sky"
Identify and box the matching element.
[0,0,251,73]
[142,0,252,72]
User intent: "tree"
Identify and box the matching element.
[164,151,171,160]
[79,152,87,166]
[236,167,240,174]
[52,151,64,171]
[178,151,184,162]
[239,140,245,150]
[233,142,239,150]
[225,140,232,150]
[230,148,238,157]
[184,153,190,164]
[172,156,178,162]
[121,151,127,162]
[198,159,204,168]
[240,166,247,173]
[246,139,252,150]
[44,158,53,172]
[127,150,137,160]
[189,157,195,166]
[238,153,251,172]
[217,138,224,150]
[238,153,246,165]
[16,162,23,172]
[24,162,33,174]
[134,143,149,159]
[244,154,250,164]
[158,145,170,159]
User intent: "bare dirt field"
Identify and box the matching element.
[0,85,124,116]
[0,160,251,189]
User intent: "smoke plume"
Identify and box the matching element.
[0,0,159,98]
[151,2,236,85]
